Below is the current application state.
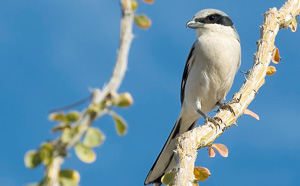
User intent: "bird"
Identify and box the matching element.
[144,9,241,186]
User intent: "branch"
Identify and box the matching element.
[45,1,134,185]
[173,0,300,185]
[93,0,134,104]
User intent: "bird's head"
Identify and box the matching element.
[186,9,239,40]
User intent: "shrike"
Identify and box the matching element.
[144,9,241,185]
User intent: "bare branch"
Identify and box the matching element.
[173,0,300,185]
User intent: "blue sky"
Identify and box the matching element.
[1,0,300,186]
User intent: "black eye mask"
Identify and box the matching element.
[195,14,233,27]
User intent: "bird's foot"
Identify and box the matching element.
[197,109,222,129]
[217,101,235,116]
[217,96,241,116]
[205,116,223,129]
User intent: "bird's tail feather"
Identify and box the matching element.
[144,116,197,185]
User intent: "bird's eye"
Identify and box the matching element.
[207,15,218,22]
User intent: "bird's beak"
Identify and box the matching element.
[186,20,202,29]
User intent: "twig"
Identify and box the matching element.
[173,0,300,185]
[45,1,134,185]
[93,0,134,104]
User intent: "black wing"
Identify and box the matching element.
[180,43,196,105]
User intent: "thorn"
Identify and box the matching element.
[240,70,249,81]
[253,89,258,96]
[222,123,228,132]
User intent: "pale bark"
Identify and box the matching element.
[47,1,134,185]
[173,1,300,185]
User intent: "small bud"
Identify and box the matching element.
[271,48,281,64]
[289,17,297,32]
[266,66,277,75]
[131,0,138,11]
[134,14,151,29]
[40,143,54,165]
[112,92,133,107]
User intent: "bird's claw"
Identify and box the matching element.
[205,116,222,129]
[217,100,238,116]
[197,108,223,130]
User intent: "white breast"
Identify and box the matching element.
[182,28,241,118]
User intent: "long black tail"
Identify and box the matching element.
[144,117,197,185]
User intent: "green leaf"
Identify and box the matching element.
[49,111,80,123]
[60,177,78,186]
[161,171,175,185]
[24,150,42,169]
[49,112,67,122]
[74,142,96,163]
[59,169,80,184]
[134,14,151,29]
[62,128,78,143]
[51,122,70,133]
[66,111,80,122]
[111,112,127,135]
[83,127,105,147]
[40,142,54,165]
